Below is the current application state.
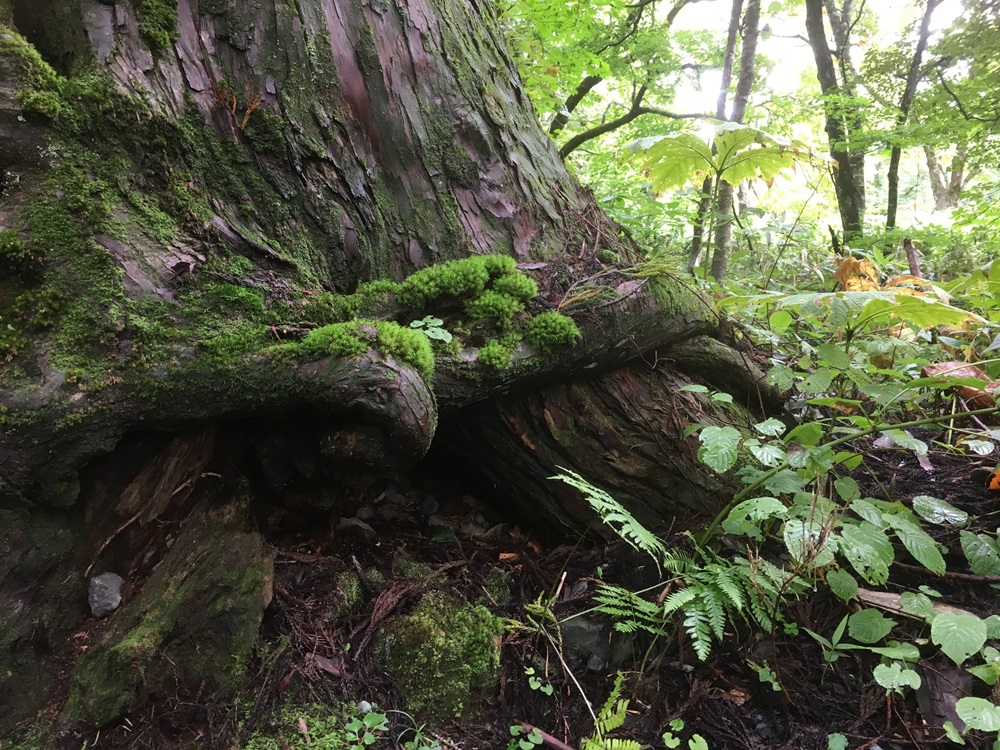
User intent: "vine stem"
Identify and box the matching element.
[697,404,1000,545]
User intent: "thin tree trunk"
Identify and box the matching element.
[710,0,760,282]
[886,0,941,230]
[805,0,865,242]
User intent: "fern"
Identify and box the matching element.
[580,672,641,750]
[551,470,667,568]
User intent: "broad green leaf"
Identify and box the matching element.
[873,662,921,694]
[764,469,805,495]
[912,495,968,526]
[838,522,893,585]
[827,733,847,750]
[697,426,742,473]
[711,392,734,403]
[834,477,860,503]
[867,642,921,661]
[849,498,883,526]
[957,697,1000,731]
[631,133,716,192]
[754,418,787,437]
[748,441,786,467]
[900,592,935,620]
[968,646,1000,685]
[826,569,858,601]
[769,309,793,333]
[767,364,795,391]
[960,531,1000,576]
[784,518,834,567]
[816,343,851,370]
[882,429,928,455]
[986,616,1000,639]
[848,609,896,644]
[723,496,786,539]
[785,422,824,446]
[942,721,965,745]
[680,384,710,393]
[883,514,946,575]
[799,368,833,395]
[689,735,709,750]
[932,611,988,665]
[963,439,995,456]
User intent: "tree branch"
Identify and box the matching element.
[549,75,604,136]
[934,65,1000,124]
[558,89,711,158]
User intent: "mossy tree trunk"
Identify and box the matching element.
[0,0,778,733]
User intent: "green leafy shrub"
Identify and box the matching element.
[523,312,580,353]
[134,0,179,50]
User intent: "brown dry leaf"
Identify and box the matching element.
[921,362,990,381]
[297,716,312,744]
[833,257,880,291]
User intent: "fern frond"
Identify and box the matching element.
[697,587,728,642]
[713,567,745,613]
[605,740,642,750]
[552,470,667,567]
[683,608,714,661]
[661,587,697,615]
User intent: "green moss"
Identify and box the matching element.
[133,0,179,50]
[523,312,581,354]
[491,272,538,303]
[464,290,523,330]
[376,591,502,725]
[331,572,364,619]
[294,320,434,379]
[396,255,516,308]
[18,89,63,119]
[598,249,620,265]
[0,230,40,280]
[243,108,286,156]
[477,335,519,371]
[442,143,479,187]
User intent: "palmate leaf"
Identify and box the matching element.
[629,134,715,192]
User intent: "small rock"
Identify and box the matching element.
[89,572,125,618]
[378,506,401,521]
[586,655,606,672]
[419,495,440,516]
[355,504,376,521]
[357,700,373,714]
[337,517,377,540]
[385,488,410,507]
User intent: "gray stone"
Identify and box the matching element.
[419,495,440,516]
[337,517,376,540]
[89,572,125,618]
[355,504,376,521]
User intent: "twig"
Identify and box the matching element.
[893,561,1000,583]
[517,722,576,750]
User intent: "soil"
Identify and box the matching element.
[50,431,1000,750]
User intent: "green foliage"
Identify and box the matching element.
[579,672,641,750]
[377,591,502,725]
[492,272,539,303]
[523,312,580,354]
[409,316,453,343]
[133,0,179,50]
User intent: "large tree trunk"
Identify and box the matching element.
[0,0,777,733]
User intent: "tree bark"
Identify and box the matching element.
[710,0,760,282]
[0,0,779,732]
[805,0,865,243]
[923,144,966,211]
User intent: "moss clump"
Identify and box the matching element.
[491,272,538,303]
[133,0,179,50]
[296,320,434,380]
[301,280,400,326]
[464,290,523,330]
[524,312,580,354]
[0,230,41,281]
[377,591,502,725]
[478,335,520,371]
[396,255,517,308]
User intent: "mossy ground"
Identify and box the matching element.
[376,591,503,725]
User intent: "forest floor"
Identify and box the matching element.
[60,434,1000,750]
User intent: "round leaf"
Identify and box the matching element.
[932,611,988,665]
[957,697,1000,732]
[826,569,858,601]
[848,608,896,644]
